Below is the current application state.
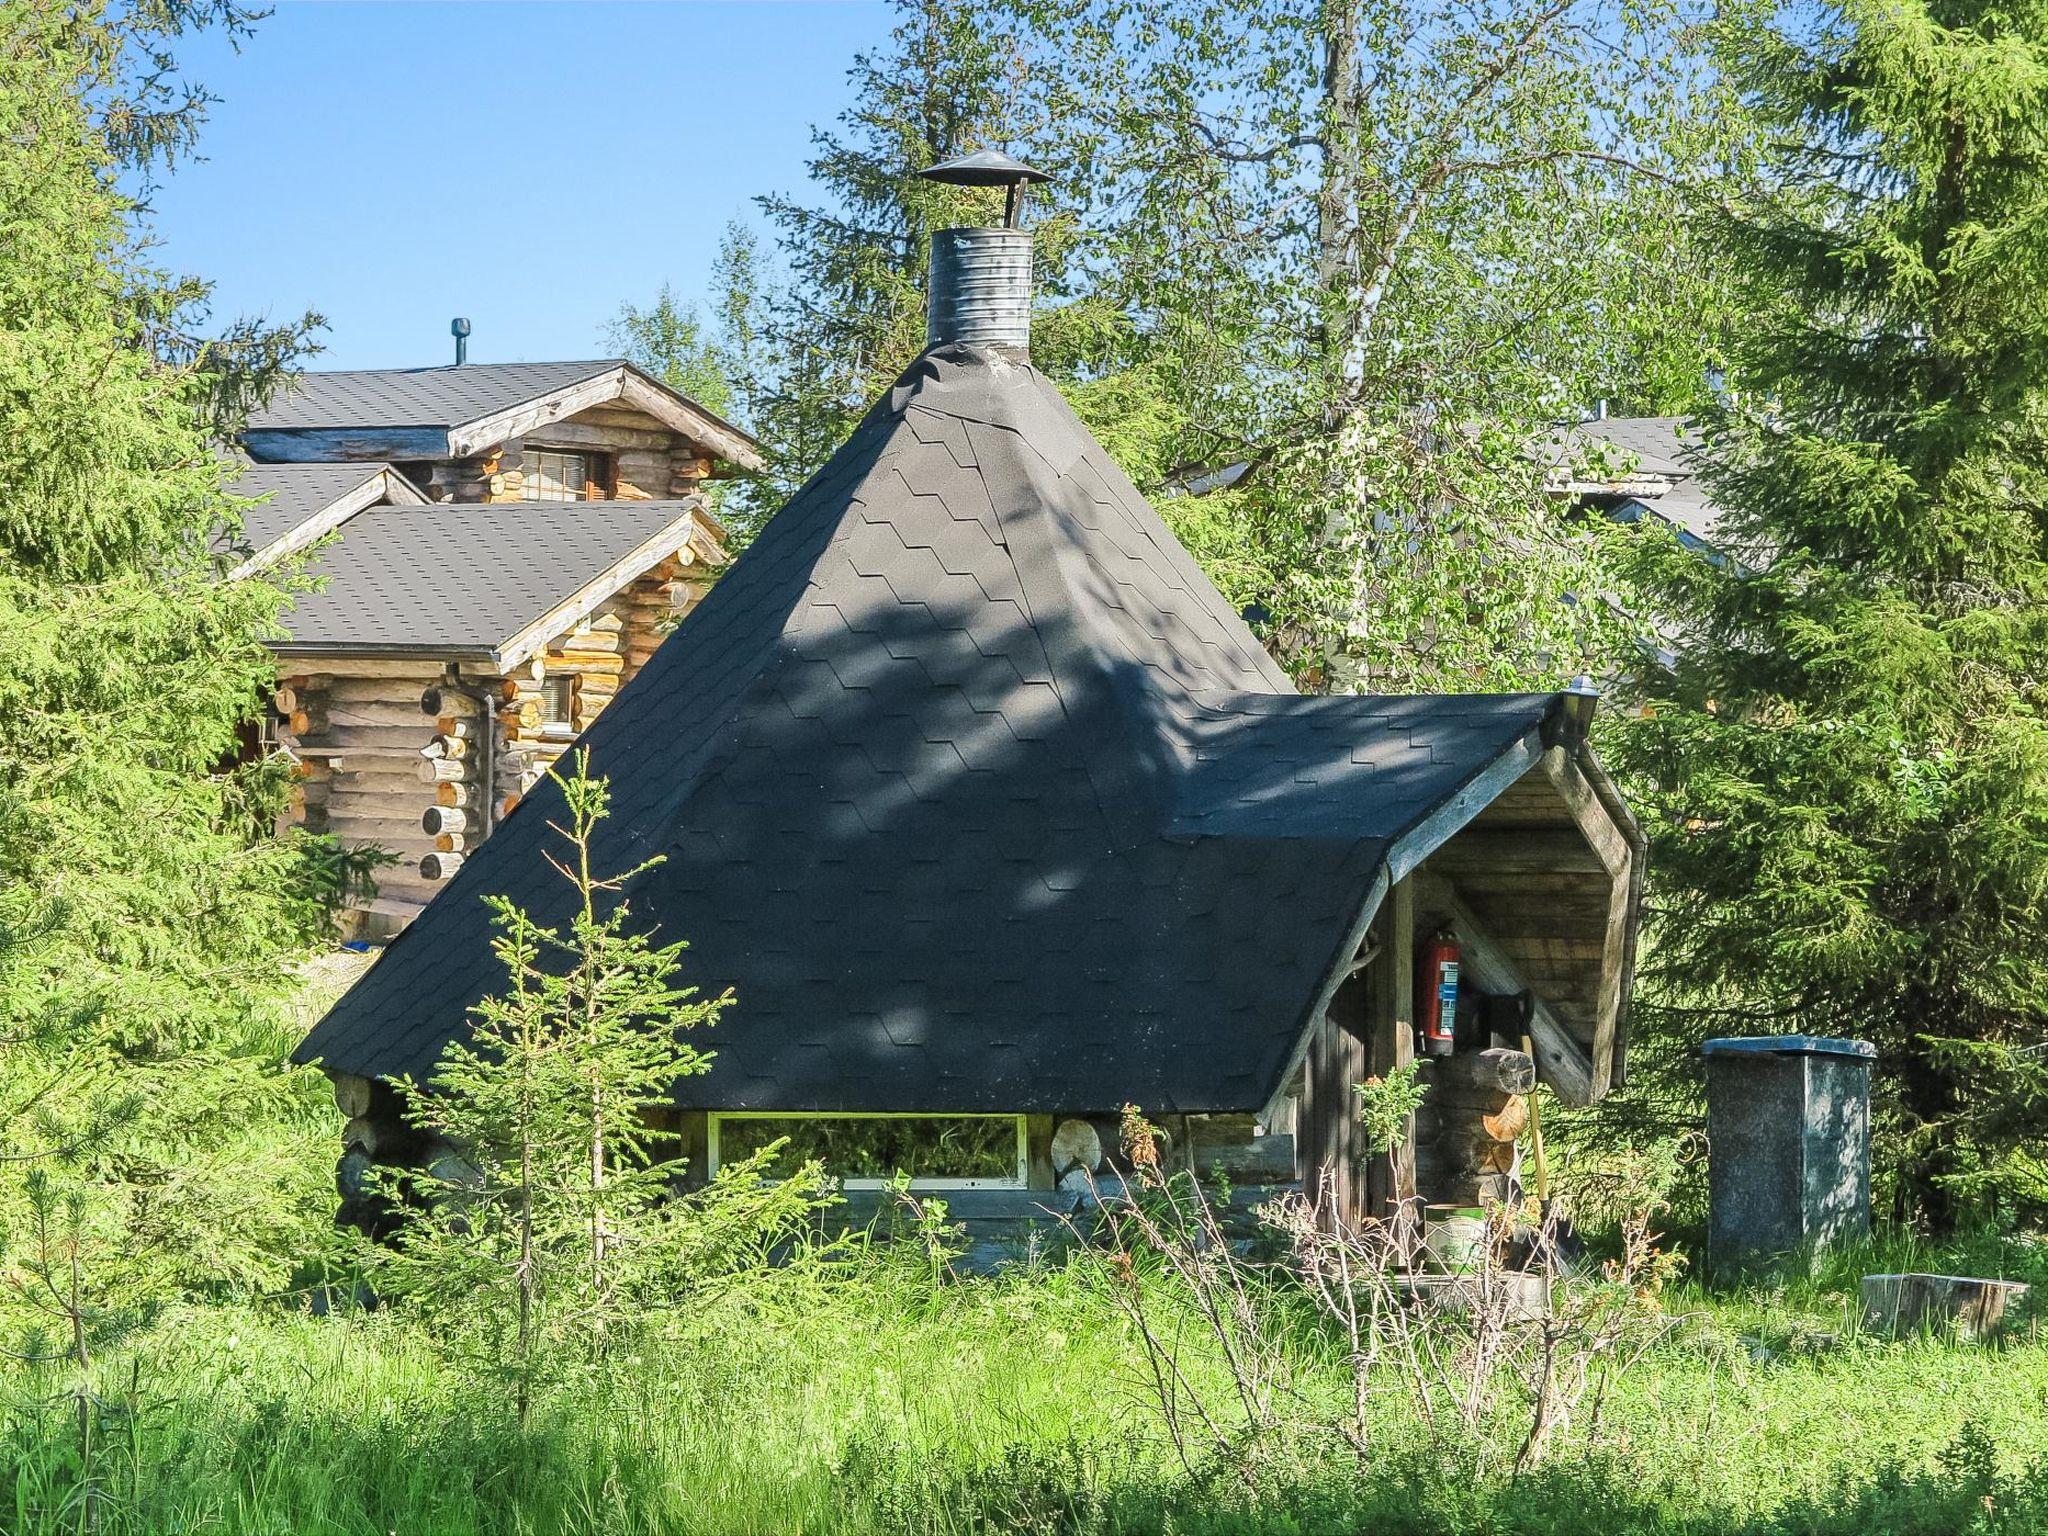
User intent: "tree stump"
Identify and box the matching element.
[1861,1273,2029,1341]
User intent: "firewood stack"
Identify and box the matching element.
[1413,1047,1534,1207]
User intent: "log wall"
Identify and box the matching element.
[275,548,709,937]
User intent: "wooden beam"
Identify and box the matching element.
[1424,827,1607,878]
[617,368,765,472]
[1302,978,1370,1225]
[1385,729,1547,883]
[1414,872,1596,1105]
[1539,747,1634,1096]
[448,369,629,459]
[495,512,708,669]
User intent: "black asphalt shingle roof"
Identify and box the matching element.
[222,460,405,555]
[278,498,699,655]
[247,360,624,431]
[298,343,1573,1113]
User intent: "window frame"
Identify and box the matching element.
[705,1111,1031,1191]
[524,446,614,502]
[538,673,577,735]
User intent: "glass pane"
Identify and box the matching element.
[527,450,587,503]
[541,676,574,725]
[716,1116,1019,1182]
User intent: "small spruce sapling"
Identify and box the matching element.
[370,752,726,1426]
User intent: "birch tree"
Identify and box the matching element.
[999,0,1753,690]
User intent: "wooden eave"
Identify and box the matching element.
[449,364,764,472]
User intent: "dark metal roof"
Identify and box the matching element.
[297,344,1576,1113]
[247,360,625,431]
[920,149,1052,186]
[220,461,399,555]
[276,498,700,656]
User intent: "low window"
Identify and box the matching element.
[707,1114,1028,1188]
[526,448,607,502]
[540,674,575,730]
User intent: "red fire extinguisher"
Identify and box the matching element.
[1417,929,1461,1057]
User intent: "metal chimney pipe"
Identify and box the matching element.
[927,227,1033,351]
[917,150,1049,354]
[451,316,472,366]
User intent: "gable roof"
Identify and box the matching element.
[297,343,1593,1113]
[275,498,715,663]
[1573,415,1698,478]
[244,360,763,472]
[220,460,426,575]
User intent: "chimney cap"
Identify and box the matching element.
[919,149,1051,189]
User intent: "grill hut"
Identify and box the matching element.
[299,161,1643,1238]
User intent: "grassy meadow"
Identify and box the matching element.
[5,1226,2045,1535]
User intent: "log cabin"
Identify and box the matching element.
[296,157,1646,1247]
[225,360,764,936]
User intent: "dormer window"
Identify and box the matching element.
[526,448,611,501]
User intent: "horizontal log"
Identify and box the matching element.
[419,734,470,761]
[327,809,431,834]
[1435,1123,1518,1176]
[437,782,481,808]
[291,659,450,680]
[420,851,464,881]
[1433,1048,1536,1096]
[499,700,542,730]
[422,805,472,835]
[419,685,480,718]
[331,1073,375,1119]
[552,628,622,654]
[286,726,435,752]
[328,702,449,730]
[416,758,471,784]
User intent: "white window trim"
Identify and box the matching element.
[705,1111,1030,1190]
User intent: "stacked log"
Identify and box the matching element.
[412,680,497,886]
[1414,1048,1534,1207]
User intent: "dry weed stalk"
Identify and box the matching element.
[1077,1109,1685,1478]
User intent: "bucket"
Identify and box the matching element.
[1423,1205,1491,1271]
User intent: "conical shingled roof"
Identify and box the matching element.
[298,343,1574,1113]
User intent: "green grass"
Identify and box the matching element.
[5,1233,2046,1535]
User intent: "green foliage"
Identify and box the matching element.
[1609,0,2048,1229]
[0,0,338,1357]
[604,282,736,418]
[4,1238,2048,1532]
[368,754,830,1424]
[1354,1060,1428,1155]
[990,0,1754,690]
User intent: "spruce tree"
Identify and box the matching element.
[370,756,825,1426]
[1612,0,2048,1227]
[0,0,335,1335]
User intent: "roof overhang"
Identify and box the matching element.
[1259,695,1642,1118]
[243,364,764,474]
[450,364,763,472]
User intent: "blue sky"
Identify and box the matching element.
[145,2,891,370]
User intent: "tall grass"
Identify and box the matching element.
[4,1236,2046,1535]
